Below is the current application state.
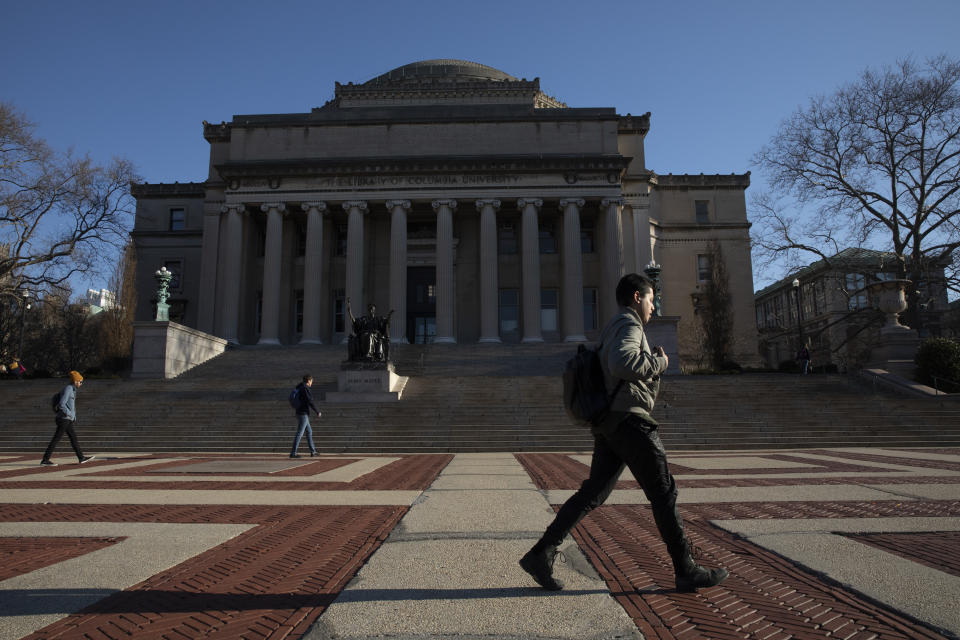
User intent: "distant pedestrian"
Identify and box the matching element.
[290,374,321,458]
[796,345,810,375]
[9,357,25,380]
[520,273,728,593]
[41,371,94,466]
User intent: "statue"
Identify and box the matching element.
[346,299,394,363]
[154,266,173,321]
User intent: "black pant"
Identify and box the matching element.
[541,414,688,563]
[43,417,85,461]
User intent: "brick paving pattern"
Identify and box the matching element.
[841,531,960,579]
[0,536,122,581]
[2,504,406,640]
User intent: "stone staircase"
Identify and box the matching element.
[1,343,959,453]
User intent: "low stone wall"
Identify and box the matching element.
[644,315,680,374]
[131,321,228,379]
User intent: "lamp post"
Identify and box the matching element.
[791,278,803,349]
[643,261,663,317]
[17,291,32,361]
[154,266,172,321]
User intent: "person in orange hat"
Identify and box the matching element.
[40,371,94,466]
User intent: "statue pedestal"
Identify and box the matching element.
[868,326,921,379]
[325,361,408,403]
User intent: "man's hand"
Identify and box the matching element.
[655,345,669,369]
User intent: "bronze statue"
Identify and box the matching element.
[346,299,394,362]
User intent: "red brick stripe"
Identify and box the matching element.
[0,536,122,581]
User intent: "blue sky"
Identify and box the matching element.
[3,0,959,293]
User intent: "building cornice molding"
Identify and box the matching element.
[654,172,751,190]
[130,182,206,197]
[617,112,651,135]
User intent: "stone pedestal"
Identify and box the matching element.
[868,326,921,379]
[644,315,681,375]
[325,361,408,402]
[131,321,228,379]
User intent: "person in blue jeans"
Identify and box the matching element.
[290,374,321,458]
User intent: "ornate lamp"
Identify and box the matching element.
[643,261,663,316]
[154,266,172,321]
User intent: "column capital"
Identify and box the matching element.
[601,197,625,208]
[517,198,543,211]
[431,199,458,211]
[220,203,246,215]
[559,198,585,209]
[301,202,328,213]
[475,199,501,211]
[342,200,368,212]
[260,202,287,214]
[385,199,412,211]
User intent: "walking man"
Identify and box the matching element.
[41,370,94,466]
[290,374,321,458]
[520,273,728,592]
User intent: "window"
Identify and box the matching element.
[295,290,304,333]
[580,219,595,253]
[333,289,345,333]
[335,224,348,257]
[498,222,518,254]
[697,254,712,282]
[169,208,185,231]
[845,273,867,310]
[583,288,598,331]
[695,200,709,224]
[499,289,519,334]
[541,289,558,331]
[414,317,436,344]
[164,260,182,290]
[416,283,436,304]
[539,221,557,254]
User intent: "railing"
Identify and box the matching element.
[931,375,960,396]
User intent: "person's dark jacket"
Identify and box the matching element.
[295,382,319,416]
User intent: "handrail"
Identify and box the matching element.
[931,375,960,396]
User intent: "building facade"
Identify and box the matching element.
[754,248,949,371]
[132,59,759,368]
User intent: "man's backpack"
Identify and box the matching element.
[51,391,61,413]
[562,344,624,427]
[288,387,300,410]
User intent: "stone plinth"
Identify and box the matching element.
[644,315,681,375]
[868,325,921,379]
[131,321,228,379]
[325,361,408,402]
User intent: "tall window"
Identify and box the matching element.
[164,260,182,290]
[498,222,518,254]
[333,289,345,333]
[295,290,304,333]
[583,288,598,331]
[580,219,595,253]
[845,273,867,310]
[539,221,557,254]
[499,289,519,335]
[335,224,348,257]
[695,200,709,224]
[169,208,185,231]
[697,254,712,282]
[541,289,558,331]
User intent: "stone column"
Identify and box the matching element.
[475,199,501,343]
[197,211,221,334]
[219,203,245,344]
[432,199,457,344]
[560,198,586,342]
[300,202,327,344]
[343,200,368,316]
[258,202,286,345]
[519,198,543,343]
[387,200,411,344]
[601,197,625,319]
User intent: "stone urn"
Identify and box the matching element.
[866,279,912,332]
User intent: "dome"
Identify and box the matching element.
[363,59,519,86]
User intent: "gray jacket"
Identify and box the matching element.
[595,307,667,434]
[56,383,77,421]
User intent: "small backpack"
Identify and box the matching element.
[288,386,300,410]
[562,343,624,428]
[51,391,61,413]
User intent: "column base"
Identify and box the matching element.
[433,336,457,344]
[564,335,588,343]
[478,337,502,344]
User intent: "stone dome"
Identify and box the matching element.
[363,59,519,86]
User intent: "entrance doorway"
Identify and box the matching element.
[407,266,436,344]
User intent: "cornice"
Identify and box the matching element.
[130,182,206,197]
[655,172,751,189]
[617,112,650,134]
[202,120,231,142]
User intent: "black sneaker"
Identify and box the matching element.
[310,451,319,457]
[676,565,728,592]
[78,456,95,464]
[519,546,564,591]
[290,454,301,459]
[40,459,57,466]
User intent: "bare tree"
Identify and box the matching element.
[699,241,735,370]
[0,102,138,303]
[98,238,137,369]
[752,55,960,328]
